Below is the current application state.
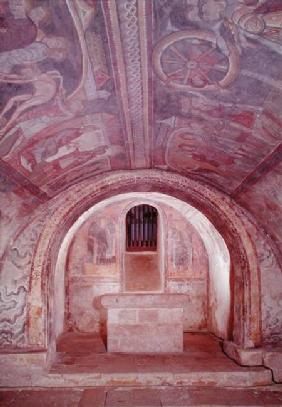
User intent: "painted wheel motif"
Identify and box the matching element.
[153,30,240,91]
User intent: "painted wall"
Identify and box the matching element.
[163,205,209,332]
[66,198,209,334]
[237,161,282,262]
[0,176,43,347]
[66,202,121,334]
[236,161,282,342]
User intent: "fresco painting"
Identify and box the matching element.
[0,0,129,196]
[0,0,281,195]
[153,0,282,191]
[64,198,209,333]
[0,1,282,393]
[165,208,208,281]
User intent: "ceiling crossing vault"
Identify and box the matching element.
[0,0,282,199]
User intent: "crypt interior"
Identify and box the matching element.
[1,0,282,405]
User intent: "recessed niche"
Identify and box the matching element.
[124,204,162,292]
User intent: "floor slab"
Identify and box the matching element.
[1,386,282,406]
[0,334,274,388]
[47,334,273,388]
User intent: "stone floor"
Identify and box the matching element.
[2,333,282,405]
[1,386,282,406]
[48,333,272,387]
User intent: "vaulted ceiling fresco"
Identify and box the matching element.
[0,0,281,199]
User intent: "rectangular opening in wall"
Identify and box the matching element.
[126,204,158,252]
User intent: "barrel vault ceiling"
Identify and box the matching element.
[0,0,282,200]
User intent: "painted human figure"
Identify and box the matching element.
[0,0,69,73]
[88,220,116,265]
[88,221,109,265]
[0,0,37,52]
[0,35,69,75]
[170,227,192,270]
[0,65,64,135]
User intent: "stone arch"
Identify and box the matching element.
[27,170,276,351]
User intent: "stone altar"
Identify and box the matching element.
[101,294,187,353]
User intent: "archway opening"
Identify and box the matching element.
[51,192,230,359]
[27,170,275,372]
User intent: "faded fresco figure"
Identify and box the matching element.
[87,220,116,265]
[170,226,192,275]
[0,66,66,135]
